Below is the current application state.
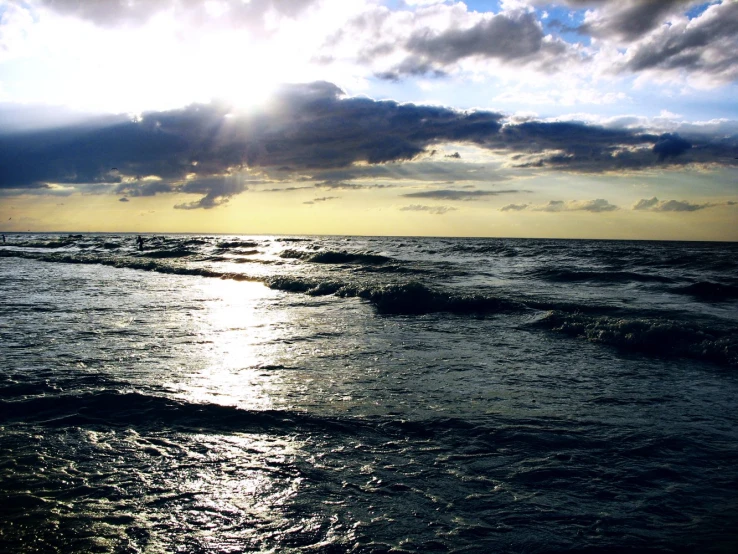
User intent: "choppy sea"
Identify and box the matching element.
[1,234,737,553]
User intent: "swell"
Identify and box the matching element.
[0,389,615,452]
[139,248,196,259]
[671,281,738,301]
[0,390,356,434]
[447,243,519,256]
[533,268,673,284]
[534,311,738,368]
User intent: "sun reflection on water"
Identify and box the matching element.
[168,278,292,410]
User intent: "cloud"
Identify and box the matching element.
[652,133,693,161]
[499,199,619,212]
[348,0,738,88]
[399,10,569,75]
[32,0,320,32]
[500,203,529,211]
[308,161,510,185]
[533,199,619,212]
[173,175,249,209]
[340,4,577,81]
[303,195,339,204]
[314,181,398,190]
[402,189,528,201]
[116,180,175,197]
[617,1,738,85]
[0,81,735,208]
[400,204,457,215]
[631,197,732,212]
[572,0,696,42]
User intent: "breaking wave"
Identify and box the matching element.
[217,240,259,249]
[279,249,393,265]
[535,311,738,368]
[267,277,521,315]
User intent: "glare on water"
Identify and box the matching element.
[166,279,287,410]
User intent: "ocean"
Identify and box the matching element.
[1,234,737,553]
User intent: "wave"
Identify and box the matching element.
[139,248,196,259]
[533,268,673,284]
[534,312,738,368]
[672,281,738,301]
[217,240,259,249]
[229,249,260,256]
[449,244,518,256]
[0,390,354,433]
[279,249,393,265]
[267,277,521,315]
[3,239,78,249]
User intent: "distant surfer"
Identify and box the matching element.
[2,234,5,243]
[136,235,145,251]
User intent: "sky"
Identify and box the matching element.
[0,0,736,239]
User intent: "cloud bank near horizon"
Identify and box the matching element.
[1,81,735,209]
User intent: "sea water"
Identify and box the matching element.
[1,234,737,552]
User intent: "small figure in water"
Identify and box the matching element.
[136,235,144,251]
[2,234,5,243]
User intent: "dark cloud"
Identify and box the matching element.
[521,1,737,83]
[400,204,457,215]
[508,125,728,173]
[0,82,507,206]
[1,81,735,208]
[116,180,175,197]
[653,134,692,161]
[620,1,738,82]
[632,197,723,212]
[567,0,695,42]
[408,11,554,62]
[375,10,571,79]
[402,189,528,201]
[174,175,249,209]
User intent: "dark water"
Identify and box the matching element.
[1,234,737,553]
